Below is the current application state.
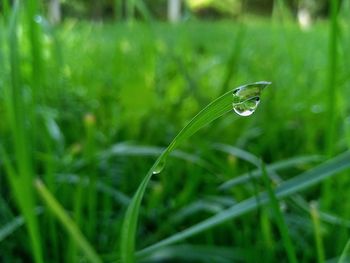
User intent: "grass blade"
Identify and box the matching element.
[310,202,325,263]
[34,179,102,263]
[338,238,350,263]
[138,151,350,257]
[140,244,245,262]
[120,81,271,263]
[0,208,43,243]
[261,162,297,263]
[219,155,323,190]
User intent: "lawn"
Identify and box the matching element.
[1,5,350,263]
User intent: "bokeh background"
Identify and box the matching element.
[1,0,350,262]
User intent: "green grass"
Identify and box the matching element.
[1,2,350,263]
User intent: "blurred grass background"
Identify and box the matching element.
[1,0,350,262]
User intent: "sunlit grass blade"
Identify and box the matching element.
[261,161,297,263]
[34,179,103,263]
[120,81,271,263]
[138,151,350,258]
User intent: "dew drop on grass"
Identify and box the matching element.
[152,160,166,174]
[232,81,271,117]
[233,96,260,116]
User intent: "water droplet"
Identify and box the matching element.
[311,104,324,114]
[152,160,166,174]
[34,15,43,24]
[233,96,260,116]
[232,81,271,117]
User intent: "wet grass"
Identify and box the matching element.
[1,3,350,263]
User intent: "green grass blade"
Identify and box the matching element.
[310,202,325,263]
[0,207,43,243]
[34,179,103,263]
[6,2,44,262]
[261,162,297,263]
[120,81,271,263]
[140,244,245,262]
[0,215,25,242]
[138,151,350,257]
[219,154,323,190]
[102,143,209,168]
[338,238,350,263]
[326,0,340,156]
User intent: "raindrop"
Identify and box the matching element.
[34,15,43,24]
[233,96,260,116]
[152,160,166,175]
[232,81,271,117]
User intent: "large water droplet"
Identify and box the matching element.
[232,81,271,117]
[152,160,166,174]
[233,96,260,116]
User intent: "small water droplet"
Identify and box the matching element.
[311,104,324,114]
[152,160,166,174]
[34,15,43,24]
[232,81,270,117]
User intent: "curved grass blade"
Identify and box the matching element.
[34,179,102,263]
[120,81,271,263]
[137,151,350,257]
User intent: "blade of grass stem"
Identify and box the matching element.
[326,0,340,156]
[120,81,270,263]
[261,161,297,263]
[34,179,102,263]
[310,202,325,263]
[6,2,44,262]
[338,238,350,263]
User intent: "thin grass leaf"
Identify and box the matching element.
[0,207,43,243]
[215,145,349,230]
[101,142,209,169]
[338,238,350,263]
[140,244,245,263]
[56,173,131,206]
[34,179,102,263]
[0,216,25,242]
[219,155,323,190]
[138,151,350,258]
[310,202,325,263]
[326,0,340,156]
[291,196,350,229]
[120,81,270,263]
[213,143,261,165]
[261,162,297,263]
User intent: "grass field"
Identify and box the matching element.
[1,3,350,263]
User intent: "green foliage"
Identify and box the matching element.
[1,2,350,263]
